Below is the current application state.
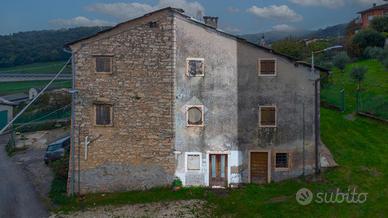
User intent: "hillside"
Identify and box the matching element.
[241,23,347,44]
[0,26,109,67]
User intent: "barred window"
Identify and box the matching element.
[259,106,276,127]
[259,59,276,75]
[95,104,112,125]
[95,56,112,73]
[187,58,204,76]
[275,153,289,169]
[187,106,203,126]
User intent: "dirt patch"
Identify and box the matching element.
[10,128,70,204]
[52,200,211,218]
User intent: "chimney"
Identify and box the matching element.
[203,16,218,29]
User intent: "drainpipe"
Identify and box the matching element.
[63,48,77,195]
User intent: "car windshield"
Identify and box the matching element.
[47,143,62,151]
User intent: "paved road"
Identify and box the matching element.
[0,73,71,82]
[0,135,48,218]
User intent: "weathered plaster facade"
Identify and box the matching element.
[68,8,324,193]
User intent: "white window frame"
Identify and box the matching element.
[274,151,291,171]
[186,105,204,127]
[258,58,277,76]
[185,152,202,172]
[186,58,205,77]
[259,105,277,128]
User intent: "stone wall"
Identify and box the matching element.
[68,10,176,193]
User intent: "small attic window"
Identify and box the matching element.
[148,21,158,28]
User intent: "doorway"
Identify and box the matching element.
[209,154,228,187]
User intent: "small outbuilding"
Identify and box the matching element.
[0,97,17,130]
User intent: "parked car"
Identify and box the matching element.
[44,135,70,164]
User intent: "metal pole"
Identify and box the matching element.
[70,54,76,195]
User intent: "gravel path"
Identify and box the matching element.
[0,134,49,218]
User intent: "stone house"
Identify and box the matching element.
[66,7,329,193]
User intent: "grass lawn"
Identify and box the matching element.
[53,108,388,217]
[0,61,71,74]
[321,59,388,119]
[0,80,71,95]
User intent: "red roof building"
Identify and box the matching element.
[358,3,388,29]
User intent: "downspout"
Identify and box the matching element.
[63,48,76,195]
[314,71,329,175]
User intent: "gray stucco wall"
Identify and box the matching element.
[236,42,317,182]
[174,16,239,186]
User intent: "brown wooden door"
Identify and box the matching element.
[250,152,268,184]
[209,154,228,187]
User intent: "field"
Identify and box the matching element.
[0,61,71,74]
[321,59,388,119]
[54,108,388,217]
[0,80,71,95]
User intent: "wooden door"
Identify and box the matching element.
[209,154,228,187]
[250,152,268,184]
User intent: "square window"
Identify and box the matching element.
[186,58,204,77]
[187,154,201,171]
[95,56,112,73]
[259,106,276,127]
[187,105,204,126]
[95,104,112,126]
[275,153,289,169]
[258,59,276,76]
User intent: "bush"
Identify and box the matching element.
[363,47,386,60]
[333,51,351,71]
[352,30,385,57]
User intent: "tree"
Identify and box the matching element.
[352,29,386,57]
[271,38,305,60]
[350,66,367,90]
[333,51,351,72]
[370,16,388,33]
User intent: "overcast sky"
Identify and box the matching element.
[0,0,386,35]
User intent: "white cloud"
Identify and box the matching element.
[87,0,205,21]
[49,16,113,27]
[247,5,303,22]
[272,24,296,31]
[290,0,345,8]
[87,3,154,20]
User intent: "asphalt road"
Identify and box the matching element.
[0,135,48,218]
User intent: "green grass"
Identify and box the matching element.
[0,61,71,74]
[0,80,71,95]
[321,59,388,119]
[53,108,388,217]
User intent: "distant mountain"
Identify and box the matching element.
[0,27,109,67]
[241,23,347,45]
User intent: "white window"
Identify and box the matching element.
[186,105,204,126]
[259,105,277,128]
[258,58,277,76]
[186,58,204,77]
[185,152,202,171]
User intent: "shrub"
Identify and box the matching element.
[333,51,351,71]
[350,66,367,89]
[363,47,385,59]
